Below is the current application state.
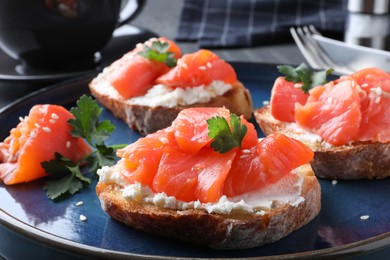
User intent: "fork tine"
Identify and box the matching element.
[302,26,337,69]
[307,24,322,36]
[303,26,354,75]
[290,27,324,70]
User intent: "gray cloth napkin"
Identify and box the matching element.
[176,0,348,48]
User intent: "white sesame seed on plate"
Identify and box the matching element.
[75,201,84,207]
[80,214,87,222]
[332,180,337,185]
[360,215,370,220]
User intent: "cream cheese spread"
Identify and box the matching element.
[128,81,232,107]
[97,165,305,215]
[93,70,232,108]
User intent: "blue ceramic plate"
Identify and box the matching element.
[1,62,390,259]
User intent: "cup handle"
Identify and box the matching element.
[117,0,146,27]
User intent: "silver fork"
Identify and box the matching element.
[290,25,354,75]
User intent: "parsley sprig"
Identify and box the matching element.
[277,63,333,93]
[207,114,247,154]
[42,95,126,200]
[138,40,177,68]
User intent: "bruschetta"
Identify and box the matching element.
[89,37,253,135]
[255,66,390,180]
[96,107,320,249]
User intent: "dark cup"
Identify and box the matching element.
[0,0,145,70]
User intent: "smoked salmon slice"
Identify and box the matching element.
[117,129,173,188]
[153,143,236,202]
[270,67,390,146]
[105,37,182,99]
[156,49,237,88]
[270,76,309,122]
[117,107,313,203]
[172,107,230,154]
[295,79,362,146]
[223,133,313,197]
[350,68,390,142]
[0,105,92,185]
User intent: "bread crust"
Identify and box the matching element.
[89,78,253,135]
[96,164,320,249]
[254,106,390,180]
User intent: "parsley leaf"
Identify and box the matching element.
[207,114,247,154]
[68,95,115,145]
[42,153,91,200]
[138,40,177,68]
[42,95,126,200]
[277,63,333,93]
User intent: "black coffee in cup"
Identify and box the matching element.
[0,0,144,70]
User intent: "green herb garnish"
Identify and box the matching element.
[138,40,177,68]
[42,95,126,200]
[277,63,333,93]
[207,114,247,154]
[43,153,91,200]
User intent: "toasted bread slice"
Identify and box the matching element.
[96,164,320,249]
[254,106,390,180]
[89,75,253,135]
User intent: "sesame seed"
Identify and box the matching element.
[181,63,188,69]
[42,127,51,133]
[49,119,56,124]
[240,154,249,159]
[159,137,169,144]
[30,131,37,139]
[34,123,41,128]
[198,66,207,70]
[242,149,251,154]
[66,141,71,148]
[375,96,381,104]
[262,100,270,106]
[80,214,87,222]
[51,113,59,119]
[361,83,369,88]
[375,87,383,96]
[206,62,212,68]
[19,116,24,122]
[75,201,84,206]
[360,215,370,220]
[332,180,337,185]
[294,83,302,89]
